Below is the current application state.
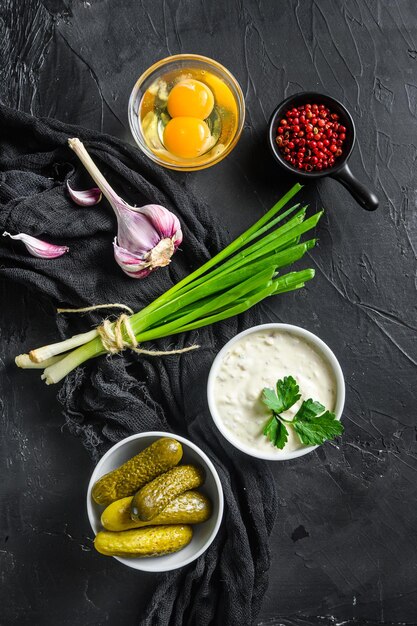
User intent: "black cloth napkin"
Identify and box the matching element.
[0,104,277,626]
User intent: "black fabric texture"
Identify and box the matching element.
[0,103,277,626]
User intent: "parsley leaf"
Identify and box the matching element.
[293,404,344,446]
[262,375,301,414]
[263,415,288,449]
[294,398,325,421]
[261,377,343,449]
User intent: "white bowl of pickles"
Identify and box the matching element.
[87,431,224,572]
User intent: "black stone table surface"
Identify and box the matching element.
[1,1,416,625]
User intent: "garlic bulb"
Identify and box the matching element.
[68,138,182,279]
[113,204,182,278]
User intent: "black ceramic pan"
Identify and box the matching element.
[268,92,378,211]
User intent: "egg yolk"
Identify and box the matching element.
[164,117,211,159]
[167,79,214,120]
[203,73,237,116]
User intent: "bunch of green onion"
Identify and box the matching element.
[16,183,322,385]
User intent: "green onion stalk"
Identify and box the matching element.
[16,182,322,384]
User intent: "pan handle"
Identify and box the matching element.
[330,162,378,211]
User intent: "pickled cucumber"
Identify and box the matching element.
[101,491,212,531]
[94,525,193,558]
[92,438,183,505]
[131,464,205,521]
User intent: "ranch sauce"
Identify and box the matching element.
[213,329,337,454]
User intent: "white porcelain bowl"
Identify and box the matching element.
[207,323,345,461]
[87,431,224,572]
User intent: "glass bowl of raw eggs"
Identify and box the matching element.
[128,54,245,171]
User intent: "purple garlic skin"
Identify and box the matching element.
[2,232,69,259]
[113,204,182,278]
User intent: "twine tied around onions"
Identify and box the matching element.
[57,303,200,357]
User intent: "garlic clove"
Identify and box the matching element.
[131,204,183,249]
[116,206,161,256]
[113,239,152,278]
[2,232,69,259]
[66,181,102,206]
